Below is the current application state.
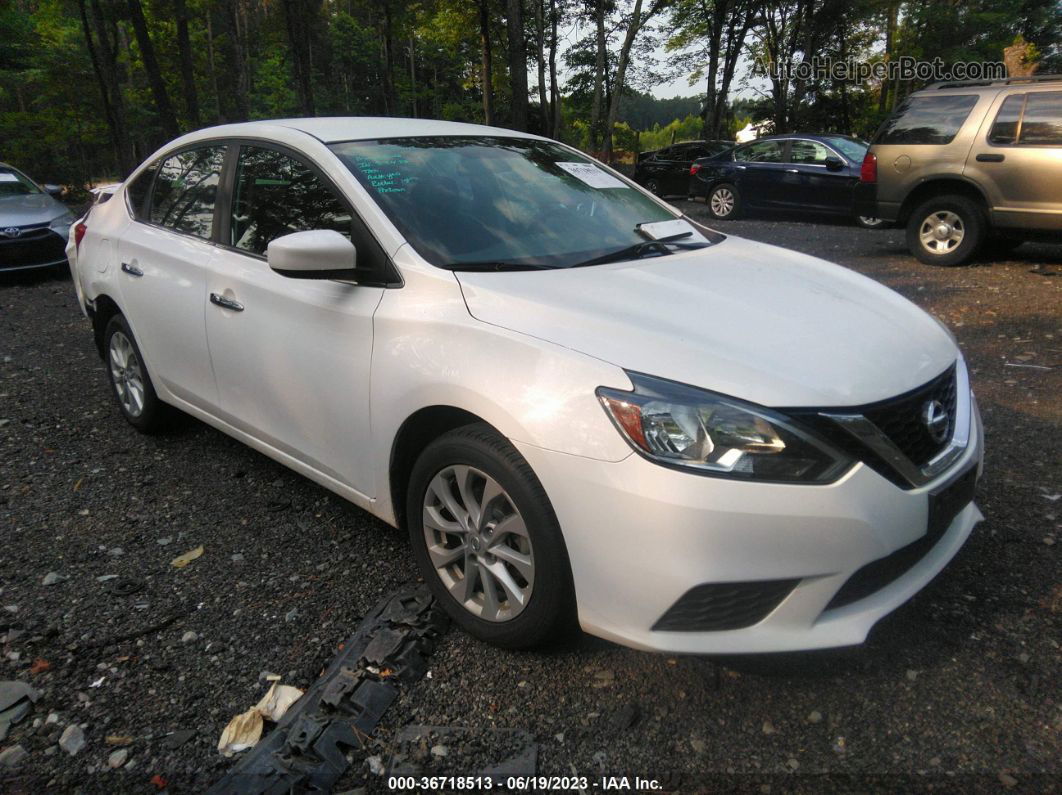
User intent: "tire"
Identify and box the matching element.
[905,195,986,266]
[707,183,740,220]
[406,423,576,649]
[645,178,661,196]
[855,215,887,229]
[983,236,1024,258]
[103,314,168,433]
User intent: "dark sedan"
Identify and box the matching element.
[688,134,884,228]
[634,140,733,197]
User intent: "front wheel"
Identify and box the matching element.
[906,195,986,266]
[406,424,575,649]
[707,183,740,220]
[855,215,887,229]
[644,178,661,196]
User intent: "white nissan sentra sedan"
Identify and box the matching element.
[67,118,984,653]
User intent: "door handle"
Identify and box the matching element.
[210,292,244,312]
[120,262,143,277]
[736,165,747,170]
[785,168,800,173]
[976,153,1005,162]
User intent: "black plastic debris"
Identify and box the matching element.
[206,585,448,794]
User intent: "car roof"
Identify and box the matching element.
[173,117,547,146]
[756,133,862,142]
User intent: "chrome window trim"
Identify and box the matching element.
[821,356,971,488]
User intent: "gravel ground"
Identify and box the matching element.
[1,209,1059,793]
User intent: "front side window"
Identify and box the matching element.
[330,136,683,269]
[789,140,832,164]
[0,167,41,197]
[1018,91,1062,145]
[149,146,226,238]
[988,94,1025,145]
[876,94,979,145]
[821,136,867,162]
[230,146,352,256]
[734,140,784,163]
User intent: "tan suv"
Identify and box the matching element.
[855,76,1062,265]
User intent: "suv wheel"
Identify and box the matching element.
[645,178,661,196]
[906,195,985,266]
[708,183,740,220]
[407,424,576,649]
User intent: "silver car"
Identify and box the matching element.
[0,162,74,272]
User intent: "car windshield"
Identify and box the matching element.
[0,167,42,197]
[822,137,867,162]
[330,136,691,269]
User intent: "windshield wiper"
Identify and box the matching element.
[569,233,709,268]
[445,260,557,272]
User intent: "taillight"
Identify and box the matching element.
[74,221,87,251]
[860,152,877,183]
[690,163,701,176]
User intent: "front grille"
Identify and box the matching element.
[863,365,957,467]
[825,464,977,610]
[0,227,67,269]
[652,579,799,632]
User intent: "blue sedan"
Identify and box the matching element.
[688,134,885,228]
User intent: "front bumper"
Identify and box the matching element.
[0,226,68,271]
[515,400,983,654]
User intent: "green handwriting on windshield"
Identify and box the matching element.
[353,155,414,194]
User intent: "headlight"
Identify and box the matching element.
[49,212,74,239]
[597,373,851,483]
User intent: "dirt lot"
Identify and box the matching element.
[1,209,1059,793]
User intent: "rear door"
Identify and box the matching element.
[116,145,226,409]
[732,140,787,209]
[205,143,385,498]
[967,89,1062,231]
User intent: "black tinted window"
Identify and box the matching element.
[150,147,226,238]
[230,146,352,256]
[989,94,1025,144]
[877,94,978,145]
[1018,91,1062,145]
[126,161,158,220]
[735,140,783,162]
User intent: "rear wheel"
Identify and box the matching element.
[707,183,740,220]
[406,424,575,649]
[644,178,661,196]
[855,215,887,229]
[906,194,986,266]
[104,315,168,433]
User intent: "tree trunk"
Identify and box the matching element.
[126,0,180,139]
[206,11,223,122]
[879,2,897,113]
[589,0,605,151]
[222,0,251,121]
[506,0,529,130]
[382,6,397,115]
[548,0,560,136]
[478,0,494,124]
[534,0,547,132]
[79,0,135,174]
[282,0,316,116]
[603,0,645,162]
[173,0,200,127]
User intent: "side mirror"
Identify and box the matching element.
[267,229,358,280]
[43,184,63,196]
[824,157,845,172]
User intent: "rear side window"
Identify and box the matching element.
[988,94,1024,144]
[734,140,783,163]
[126,162,158,220]
[877,94,979,145]
[229,146,352,256]
[1018,91,1062,145]
[149,146,227,238]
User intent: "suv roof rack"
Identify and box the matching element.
[930,74,1062,90]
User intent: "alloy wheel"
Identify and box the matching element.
[422,465,534,622]
[918,210,965,255]
[108,331,146,417]
[711,187,735,217]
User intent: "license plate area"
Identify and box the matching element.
[927,464,978,539]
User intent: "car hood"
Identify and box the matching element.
[0,193,68,226]
[456,235,957,408]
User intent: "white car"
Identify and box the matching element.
[67,118,983,653]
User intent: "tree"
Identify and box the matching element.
[126,0,180,138]
[506,0,529,129]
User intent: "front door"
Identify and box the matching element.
[116,145,226,409]
[967,89,1062,231]
[205,144,383,498]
